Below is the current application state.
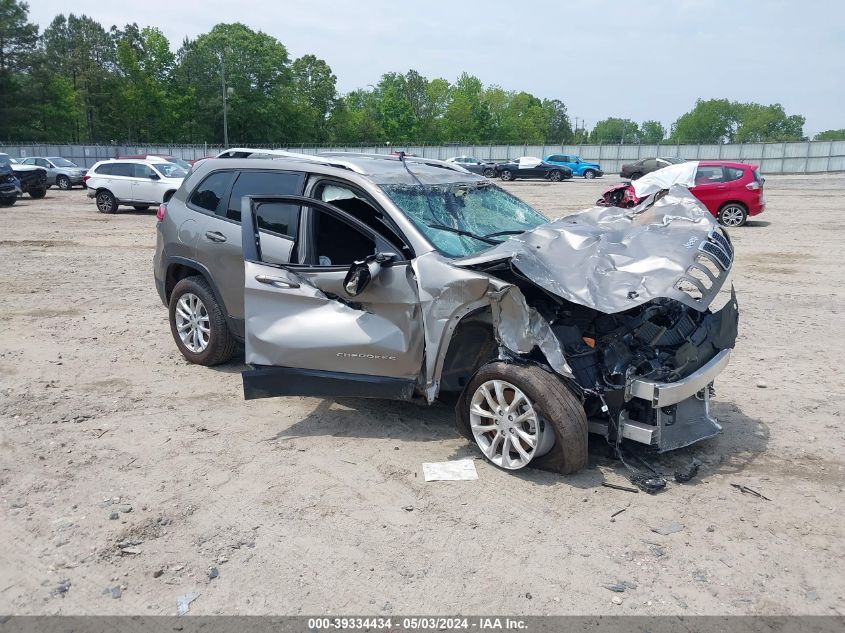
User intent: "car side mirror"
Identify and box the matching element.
[149,172,160,180]
[343,252,396,297]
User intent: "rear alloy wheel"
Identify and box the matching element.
[549,170,563,182]
[718,203,748,227]
[583,169,596,179]
[56,175,71,190]
[95,190,117,213]
[29,188,47,199]
[169,276,236,366]
[482,168,495,178]
[500,169,514,181]
[458,362,588,474]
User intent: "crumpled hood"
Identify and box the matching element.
[456,186,733,314]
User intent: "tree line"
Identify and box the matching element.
[1,1,840,146]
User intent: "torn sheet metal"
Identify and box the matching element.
[490,286,573,378]
[457,188,732,314]
[631,161,699,198]
[422,459,478,481]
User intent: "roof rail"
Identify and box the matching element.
[318,152,470,174]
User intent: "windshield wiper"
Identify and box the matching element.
[426,224,503,245]
[484,229,527,238]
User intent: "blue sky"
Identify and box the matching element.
[27,0,845,136]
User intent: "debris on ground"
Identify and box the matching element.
[674,459,701,483]
[51,579,71,597]
[603,583,626,593]
[631,473,667,494]
[109,586,122,599]
[651,523,684,536]
[610,508,627,519]
[602,482,639,494]
[152,569,164,579]
[207,567,219,580]
[176,592,200,616]
[730,483,771,501]
[422,460,478,482]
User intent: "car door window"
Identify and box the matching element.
[95,164,114,176]
[643,159,658,170]
[695,166,724,184]
[310,209,376,266]
[113,163,134,177]
[36,159,51,168]
[133,164,154,178]
[189,171,234,214]
[225,170,305,223]
[723,167,744,182]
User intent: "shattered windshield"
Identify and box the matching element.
[381,182,549,257]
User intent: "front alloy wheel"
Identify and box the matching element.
[469,379,553,470]
[174,293,210,353]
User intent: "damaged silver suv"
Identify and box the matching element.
[154,152,738,474]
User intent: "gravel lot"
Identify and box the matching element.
[0,174,843,616]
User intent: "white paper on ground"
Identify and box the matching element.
[422,459,479,481]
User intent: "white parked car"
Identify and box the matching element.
[85,158,187,213]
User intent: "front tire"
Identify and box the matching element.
[95,190,117,214]
[500,169,514,181]
[456,362,588,474]
[169,276,236,366]
[56,175,71,190]
[718,202,748,227]
[29,187,47,199]
[549,170,563,182]
[583,169,596,179]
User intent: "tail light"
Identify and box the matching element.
[156,203,167,222]
[82,175,90,183]
[746,181,760,190]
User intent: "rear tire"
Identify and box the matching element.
[630,172,643,180]
[56,175,71,190]
[549,170,563,182]
[96,190,117,214]
[500,169,514,181]
[482,168,495,178]
[169,276,236,366]
[0,197,15,207]
[456,362,588,474]
[29,187,47,199]
[718,202,748,227]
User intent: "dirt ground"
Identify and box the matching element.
[0,173,843,616]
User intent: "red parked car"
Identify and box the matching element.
[598,161,765,227]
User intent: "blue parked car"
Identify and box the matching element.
[543,154,603,179]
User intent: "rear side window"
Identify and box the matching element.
[723,167,745,182]
[113,163,135,177]
[695,166,724,183]
[189,171,234,214]
[225,170,304,223]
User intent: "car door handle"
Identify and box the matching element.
[204,231,227,243]
[255,274,300,289]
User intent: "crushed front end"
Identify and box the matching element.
[459,186,740,453]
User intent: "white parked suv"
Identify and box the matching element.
[85,158,187,213]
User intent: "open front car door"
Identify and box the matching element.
[240,195,424,401]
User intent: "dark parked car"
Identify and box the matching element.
[0,156,22,207]
[620,156,685,180]
[446,156,496,177]
[494,157,573,182]
[0,153,47,198]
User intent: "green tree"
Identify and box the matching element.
[670,98,736,143]
[291,53,336,143]
[814,129,845,141]
[639,120,665,143]
[733,102,804,142]
[590,117,639,144]
[0,0,39,139]
[542,99,573,143]
[174,23,293,145]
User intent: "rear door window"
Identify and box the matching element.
[113,163,135,177]
[189,171,235,214]
[225,170,305,223]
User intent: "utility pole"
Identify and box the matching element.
[221,51,229,148]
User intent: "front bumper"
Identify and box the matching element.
[620,349,731,451]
